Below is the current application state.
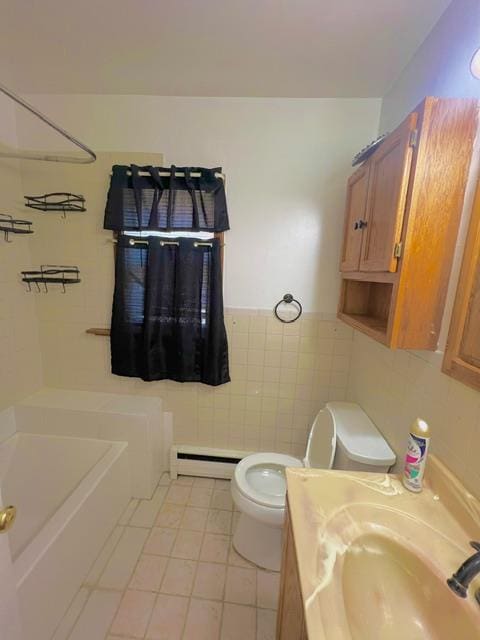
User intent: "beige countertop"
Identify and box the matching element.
[286,455,480,640]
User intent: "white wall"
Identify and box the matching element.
[4,4,480,492]
[11,95,379,451]
[0,95,43,411]
[348,0,480,497]
[15,95,380,312]
[380,0,480,132]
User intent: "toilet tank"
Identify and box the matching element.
[327,402,396,472]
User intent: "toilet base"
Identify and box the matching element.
[232,512,283,571]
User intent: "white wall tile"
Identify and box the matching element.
[348,330,480,497]
[12,148,357,457]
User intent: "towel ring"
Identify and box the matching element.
[274,293,302,323]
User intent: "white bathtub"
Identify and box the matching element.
[0,433,130,640]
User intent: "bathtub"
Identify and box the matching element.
[0,433,130,640]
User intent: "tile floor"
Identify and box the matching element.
[53,474,279,640]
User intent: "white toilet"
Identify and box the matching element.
[231,401,396,570]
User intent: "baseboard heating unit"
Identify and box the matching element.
[170,445,254,479]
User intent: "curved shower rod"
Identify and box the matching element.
[0,82,96,164]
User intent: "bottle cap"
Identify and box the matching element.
[411,418,430,437]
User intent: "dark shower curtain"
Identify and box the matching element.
[110,235,230,386]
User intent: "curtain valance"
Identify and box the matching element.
[104,164,229,232]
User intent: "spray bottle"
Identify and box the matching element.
[403,418,431,493]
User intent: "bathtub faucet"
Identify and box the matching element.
[447,541,480,605]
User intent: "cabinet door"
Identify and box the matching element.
[277,505,308,640]
[443,177,480,389]
[340,164,370,272]
[360,114,416,272]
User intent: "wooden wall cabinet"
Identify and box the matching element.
[276,502,308,640]
[338,97,478,350]
[443,175,480,390]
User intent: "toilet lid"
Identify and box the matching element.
[234,453,303,508]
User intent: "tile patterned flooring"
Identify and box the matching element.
[53,474,279,640]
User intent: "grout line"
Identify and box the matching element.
[85,528,125,590]
[70,476,281,640]
[180,532,204,640]
[53,586,92,640]
[216,533,230,640]
[141,589,163,640]
[104,477,173,639]
[179,596,192,640]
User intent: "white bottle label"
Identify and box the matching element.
[403,433,429,492]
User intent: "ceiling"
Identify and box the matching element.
[1,0,450,97]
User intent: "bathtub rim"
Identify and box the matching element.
[11,435,128,586]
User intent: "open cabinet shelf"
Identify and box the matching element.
[338,279,392,344]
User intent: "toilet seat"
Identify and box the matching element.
[234,452,303,508]
[231,402,396,571]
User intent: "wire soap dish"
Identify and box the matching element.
[24,192,86,217]
[0,213,33,242]
[21,265,81,293]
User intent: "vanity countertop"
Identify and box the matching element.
[285,455,480,640]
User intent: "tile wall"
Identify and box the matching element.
[38,306,353,457]
[17,152,353,457]
[0,147,43,411]
[348,331,480,496]
[15,148,480,495]
[167,310,353,455]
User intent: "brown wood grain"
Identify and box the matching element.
[443,174,480,390]
[360,113,416,272]
[276,502,308,640]
[337,97,478,350]
[392,98,478,349]
[338,278,392,344]
[340,164,370,272]
[86,327,110,336]
[338,271,397,283]
[458,243,480,368]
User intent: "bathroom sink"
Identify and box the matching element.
[285,458,480,640]
[342,533,479,640]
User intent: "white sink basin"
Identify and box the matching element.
[342,533,479,639]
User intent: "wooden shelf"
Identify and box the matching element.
[338,278,392,345]
[86,328,110,336]
[338,271,396,284]
[337,312,388,344]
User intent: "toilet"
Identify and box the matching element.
[231,401,396,570]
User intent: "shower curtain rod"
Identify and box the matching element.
[0,82,96,164]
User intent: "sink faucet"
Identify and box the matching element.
[447,541,480,603]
